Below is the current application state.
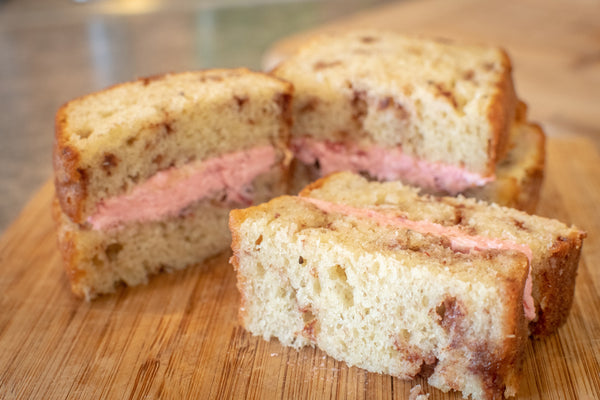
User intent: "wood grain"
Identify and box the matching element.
[0,136,599,399]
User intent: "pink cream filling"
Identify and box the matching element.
[88,145,276,230]
[292,137,494,194]
[301,197,536,321]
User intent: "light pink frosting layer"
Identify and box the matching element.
[302,197,535,320]
[292,137,493,194]
[88,145,276,230]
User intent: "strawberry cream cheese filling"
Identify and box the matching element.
[88,145,276,230]
[301,197,536,321]
[292,137,494,194]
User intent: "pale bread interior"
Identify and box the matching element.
[230,195,528,399]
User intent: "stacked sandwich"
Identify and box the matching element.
[53,69,293,299]
[230,172,584,400]
[232,196,531,399]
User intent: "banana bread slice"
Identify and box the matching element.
[230,195,529,400]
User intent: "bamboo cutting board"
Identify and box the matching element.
[0,137,599,399]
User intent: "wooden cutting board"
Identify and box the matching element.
[1,136,599,399]
[2,0,600,397]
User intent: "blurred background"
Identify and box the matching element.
[0,0,393,232]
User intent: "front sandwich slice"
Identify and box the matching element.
[229,195,530,400]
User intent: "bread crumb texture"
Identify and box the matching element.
[229,195,530,400]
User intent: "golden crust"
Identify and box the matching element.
[463,121,546,213]
[52,196,87,298]
[53,111,87,223]
[511,124,545,213]
[530,230,585,336]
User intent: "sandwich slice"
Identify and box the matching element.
[53,68,293,299]
[272,29,546,212]
[229,172,585,398]
[229,195,530,400]
[272,30,518,196]
[300,172,585,336]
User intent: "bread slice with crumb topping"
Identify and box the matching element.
[230,195,529,400]
[272,30,517,193]
[301,172,585,336]
[53,69,293,299]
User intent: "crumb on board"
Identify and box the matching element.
[409,384,430,400]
